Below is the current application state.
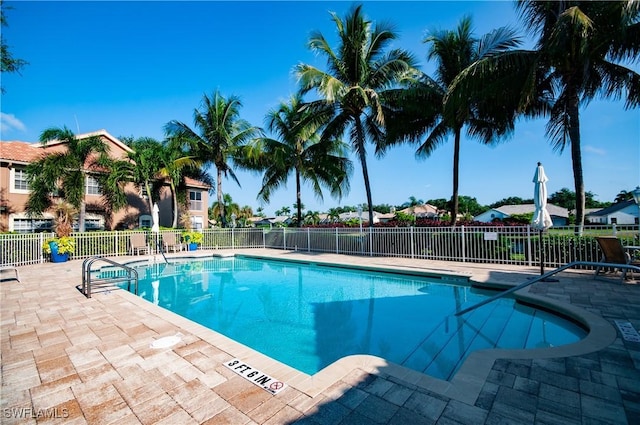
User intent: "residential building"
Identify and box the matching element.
[586,200,639,225]
[474,203,569,226]
[0,129,209,232]
[398,204,441,219]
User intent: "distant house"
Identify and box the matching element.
[474,203,569,226]
[252,216,292,227]
[398,204,440,219]
[338,211,382,224]
[586,200,639,225]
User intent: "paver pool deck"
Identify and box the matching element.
[1,248,638,424]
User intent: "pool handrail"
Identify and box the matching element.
[455,261,640,316]
[82,255,139,298]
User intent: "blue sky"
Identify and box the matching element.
[2,1,638,216]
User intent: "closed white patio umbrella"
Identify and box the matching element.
[151,203,160,233]
[531,162,557,280]
[151,203,167,262]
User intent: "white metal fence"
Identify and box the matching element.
[1,225,638,268]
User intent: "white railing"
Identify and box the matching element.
[2,225,637,268]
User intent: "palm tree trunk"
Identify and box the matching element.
[450,127,461,226]
[568,93,585,235]
[144,182,154,214]
[355,119,374,227]
[170,181,179,228]
[217,167,226,227]
[295,169,302,227]
[78,200,86,232]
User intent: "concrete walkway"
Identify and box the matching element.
[1,249,638,424]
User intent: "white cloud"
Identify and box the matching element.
[584,145,606,156]
[0,112,27,136]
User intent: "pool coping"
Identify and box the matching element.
[114,250,617,405]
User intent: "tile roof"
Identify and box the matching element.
[0,141,45,163]
[1,129,209,189]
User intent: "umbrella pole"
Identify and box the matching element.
[539,229,544,276]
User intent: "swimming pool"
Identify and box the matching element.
[117,256,586,380]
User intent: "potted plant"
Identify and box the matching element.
[42,200,77,262]
[43,236,76,262]
[182,230,203,251]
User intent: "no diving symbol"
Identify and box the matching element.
[270,381,284,392]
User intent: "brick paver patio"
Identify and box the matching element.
[1,249,638,424]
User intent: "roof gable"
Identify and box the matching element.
[587,200,634,216]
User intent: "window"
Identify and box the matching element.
[10,168,30,193]
[610,217,617,225]
[139,215,152,228]
[11,218,53,233]
[189,191,203,211]
[191,216,203,229]
[86,175,101,195]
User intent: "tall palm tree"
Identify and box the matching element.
[247,94,352,226]
[25,126,117,231]
[450,1,640,232]
[385,16,521,225]
[165,91,261,227]
[295,4,418,226]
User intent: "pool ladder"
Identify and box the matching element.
[456,261,640,316]
[82,256,139,298]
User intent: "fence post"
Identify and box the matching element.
[231,228,235,250]
[262,228,266,248]
[369,227,373,256]
[307,228,311,252]
[526,225,532,267]
[410,226,415,259]
[283,227,286,250]
[612,223,617,237]
[335,228,339,254]
[39,233,44,264]
[461,225,466,263]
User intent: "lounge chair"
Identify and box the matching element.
[162,233,184,253]
[0,266,20,282]
[595,236,640,281]
[130,233,150,255]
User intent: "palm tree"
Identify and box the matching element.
[210,194,240,227]
[450,1,640,232]
[102,137,165,215]
[304,210,321,226]
[1,1,28,93]
[156,141,204,228]
[102,137,207,228]
[402,196,424,208]
[327,207,341,223]
[247,95,352,226]
[25,126,117,231]
[238,205,254,227]
[165,91,261,227]
[385,16,521,225]
[295,4,418,227]
[276,206,291,217]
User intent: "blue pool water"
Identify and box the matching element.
[118,256,586,380]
